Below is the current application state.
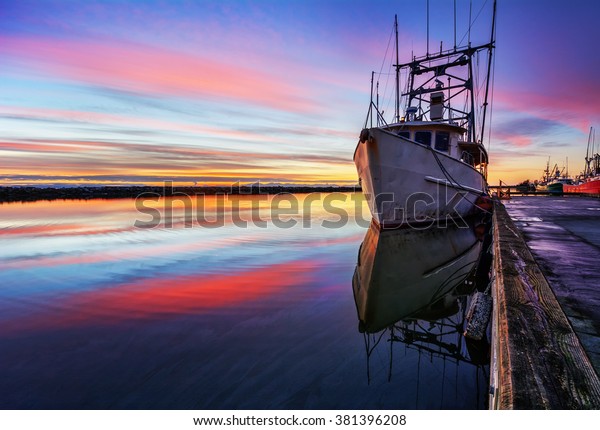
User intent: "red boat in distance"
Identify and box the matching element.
[564,127,600,196]
[564,178,600,195]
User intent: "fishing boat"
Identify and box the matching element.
[565,176,600,195]
[564,127,600,195]
[535,157,552,192]
[354,1,496,228]
[547,161,573,196]
[547,177,573,196]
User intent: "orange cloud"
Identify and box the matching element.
[0,134,357,186]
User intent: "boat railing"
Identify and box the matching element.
[364,101,389,129]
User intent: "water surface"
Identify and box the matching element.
[0,193,488,409]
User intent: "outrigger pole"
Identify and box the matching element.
[480,0,497,146]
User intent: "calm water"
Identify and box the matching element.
[0,193,489,409]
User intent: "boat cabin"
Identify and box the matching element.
[386,121,489,179]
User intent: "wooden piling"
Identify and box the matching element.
[490,201,600,409]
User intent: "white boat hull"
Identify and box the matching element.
[354,128,487,228]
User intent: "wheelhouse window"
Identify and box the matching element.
[415,131,431,146]
[397,131,410,139]
[435,132,450,152]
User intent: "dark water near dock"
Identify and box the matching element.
[0,193,489,409]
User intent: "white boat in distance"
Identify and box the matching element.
[354,1,496,228]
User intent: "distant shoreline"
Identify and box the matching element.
[0,185,361,203]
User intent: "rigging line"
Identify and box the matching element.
[380,42,395,119]
[430,258,481,301]
[433,257,480,292]
[427,147,492,214]
[428,146,481,195]
[475,53,489,138]
[369,329,388,355]
[377,24,395,119]
[378,23,395,77]
[481,0,496,149]
[415,343,422,409]
[473,53,480,127]
[458,0,489,47]
[402,69,411,114]
[363,332,371,384]
[388,325,394,382]
[383,69,395,120]
[381,60,393,103]
[486,44,497,152]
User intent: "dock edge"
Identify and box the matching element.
[489,200,600,409]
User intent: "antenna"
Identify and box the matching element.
[468,0,472,46]
[453,0,457,50]
[395,14,400,123]
[426,0,430,56]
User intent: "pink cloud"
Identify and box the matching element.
[0,36,314,113]
[493,131,532,147]
[493,86,599,134]
[0,105,283,143]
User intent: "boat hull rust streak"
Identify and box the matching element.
[354,128,487,227]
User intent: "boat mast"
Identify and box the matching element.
[585,127,592,177]
[480,0,497,147]
[468,57,476,142]
[395,14,400,123]
[396,1,494,138]
[370,71,374,128]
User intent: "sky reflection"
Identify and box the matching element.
[0,194,488,409]
[0,194,367,330]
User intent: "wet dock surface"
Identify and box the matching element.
[504,196,600,374]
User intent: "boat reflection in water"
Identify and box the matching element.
[352,217,492,409]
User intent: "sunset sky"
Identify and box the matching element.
[1,0,599,186]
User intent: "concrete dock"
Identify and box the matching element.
[505,197,600,373]
[490,196,600,409]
